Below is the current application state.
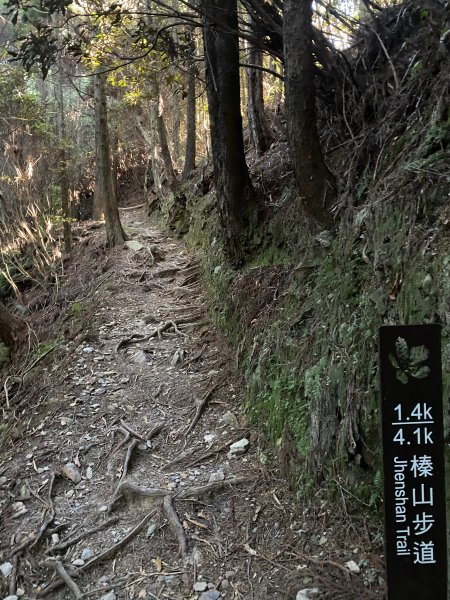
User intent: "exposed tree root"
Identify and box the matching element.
[147,422,165,441]
[111,477,249,509]
[163,495,188,558]
[184,381,223,436]
[109,440,138,509]
[37,511,156,597]
[176,477,249,499]
[11,473,56,557]
[8,554,19,596]
[47,559,83,599]
[45,516,120,555]
[116,334,151,352]
[120,419,146,441]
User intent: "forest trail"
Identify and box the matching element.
[0,209,383,600]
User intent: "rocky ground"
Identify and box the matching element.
[0,208,385,599]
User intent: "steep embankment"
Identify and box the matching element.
[162,0,450,505]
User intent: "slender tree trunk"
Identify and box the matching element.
[56,64,72,253]
[171,0,181,163]
[137,116,163,198]
[0,301,22,347]
[203,0,256,264]
[154,85,177,190]
[283,0,336,225]
[247,21,273,155]
[93,72,125,247]
[172,86,181,164]
[182,69,196,180]
[111,130,119,204]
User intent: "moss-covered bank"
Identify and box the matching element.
[156,0,450,507]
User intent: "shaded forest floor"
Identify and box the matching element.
[1,208,384,600]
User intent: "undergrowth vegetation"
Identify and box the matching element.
[159,0,450,507]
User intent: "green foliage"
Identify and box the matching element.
[34,339,58,360]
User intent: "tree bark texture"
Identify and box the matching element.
[182,69,196,180]
[0,301,22,347]
[247,24,273,155]
[203,0,256,264]
[155,88,177,190]
[56,64,73,253]
[93,72,125,247]
[172,84,181,163]
[283,0,336,225]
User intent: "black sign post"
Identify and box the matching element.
[380,325,447,599]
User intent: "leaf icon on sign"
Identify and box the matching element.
[389,337,430,384]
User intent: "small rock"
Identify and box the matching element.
[225,571,235,579]
[92,387,106,396]
[208,470,225,483]
[204,433,215,445]
[100,593,116,600]
[11,502,28,518]
[65,489,75,499]
[72,559,85,567]
[19,485,31,500]
[0,562,13,577]
[3,596,18,600]
[83,347,94,354]
[220,580,230,590]
[164,576,175,585]
[0,476,7,486]
[81,548,94,561]
[62,463,81,484]
[16,589,25,597]
[193,581,208,592]
[199,591,221,600]
[125,240,144,252]
[51,534,60,545]
[221,411,238,428]
[318,535,327,545]
[229,438,249,456]
[85,466,93,480]
[98,575,110,585]
[146,523,158,538]
[99,505,108,513]
[296,589,320,600]
[345,560,360,574]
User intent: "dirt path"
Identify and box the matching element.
[0,209,384,600]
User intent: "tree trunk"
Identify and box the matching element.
[247,22,273,155]
[171,0,181,164]
[137,116,163,199]
[0,301,22,347]
[283,0,336,225]
[203,0,256,264]
[155,90,177,190]
[93,72,125,247]
[56,64,72,253]
[182,69,196,180]
[172,85,181,164]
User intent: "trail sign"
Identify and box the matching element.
[380,325,447,600]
